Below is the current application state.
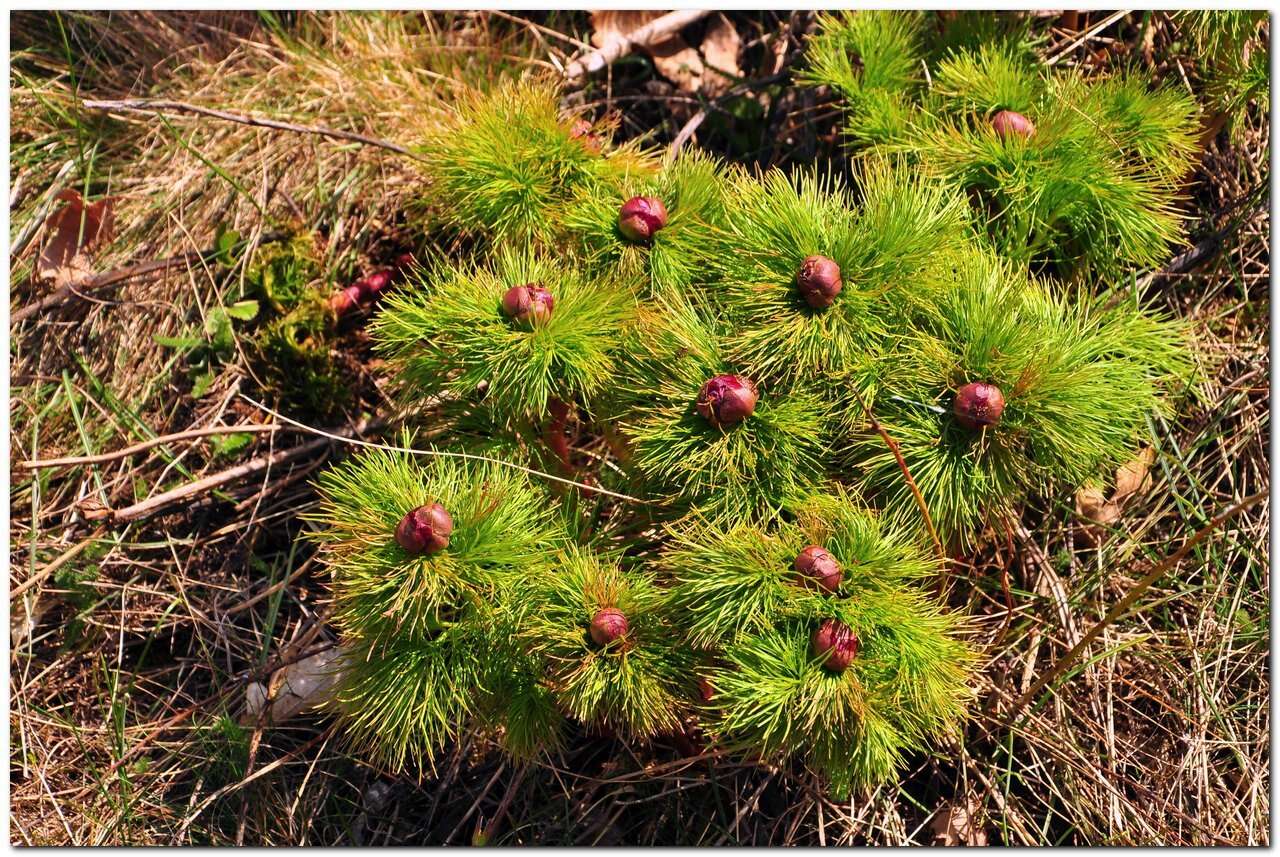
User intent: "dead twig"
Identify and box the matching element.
[13,229,289,323]
[21,423,284,470]
[81,98,424,162]
[81,417,382,524]
[564,10,712,83]
[10,527,108,600]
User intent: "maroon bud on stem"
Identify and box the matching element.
[698,676,716,703]
[811,619,859,672]
[795,255,843,309]
[991,109,1035,140]
[696,375,758,428]
[589,607,629,646]
[330,268,396,315]
[953,381,1006,430]
[501,282,555,326]
[569,118,603,153]
[794,545,843,593]
[618,196,669,243]
[394,503,453,555]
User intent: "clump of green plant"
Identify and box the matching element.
[848,248,1191,548]
[664,488,972,795]
[303,72,1194,795]
[801,11,1201,279]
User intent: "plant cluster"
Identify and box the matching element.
[800,11,1202,280]
[305,60,1191,795]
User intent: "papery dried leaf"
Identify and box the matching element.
[589,9,704,93]
[931,799,989,846]
[1112,446,1155,506]
[38,189,115,284]
[700,13,742,96]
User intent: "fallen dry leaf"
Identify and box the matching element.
[699,13,742,96]
[931,798,989,846]
[38,189,115,285]
[591,11,702,93]
[1075,447,1156,544]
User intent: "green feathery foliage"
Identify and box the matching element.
[802,11,1201,278]
[308,447,566,768]
[664,489,973,796]
[1177,11,1269,140]
[619,297,830,522]
[520,547,694,739]
[562,149,730,299]
[713,159,970,395]
[848,250,1191,547]
[301,53,1199,794]
[664,486,935,649]
[418,79,657,246]
[371,243,639,428]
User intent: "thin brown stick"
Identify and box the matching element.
[13,230,290,323]
[10,527,107,600]
[563,10,712,82]
[81,98,423,161]
[81,418,381,524]
[1006,489,1269,723]
[849,388,946,561]
[21,423,284,470]
[1044,9,1131,65]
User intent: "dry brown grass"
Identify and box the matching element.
[9,11,1269,845]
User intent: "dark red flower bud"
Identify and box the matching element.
[696,374,758,428]
[589,607,629,646]
[501,282,555,326]
[569,118,602,153]
[953,381,1006,430]
[795,255,843,309]
[794,545,843,593]
[991,109,1035,140]
[395,503,453,555]
[618,196,668,243]
[811,619,859,672]
[698,676,716,703]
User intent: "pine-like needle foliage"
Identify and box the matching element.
[713,160,970,395]
[372,243,638,427]
[664,489,972,796]
[418,78,657,246]
[802,11,1201,278]
[562,149,730,299]
[849,251,1191,547]
[664,486,935,649]
[620,298,830,522]
[308,447,565,769]
[520,547,694,739]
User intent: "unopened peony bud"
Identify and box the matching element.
[618,196,668,243]
[811,619,859,672]
[991,109,1035,140]
[794,545,842,593]
[395,503,453,555]
[696,375,758,428]
[953,381,1005,430]
[569,118,603,153]
[589,607,629,646]
[501,283,555,326]
[795,255,843,309]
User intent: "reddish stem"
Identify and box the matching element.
[543,397,573,473]
[329,252,415,316]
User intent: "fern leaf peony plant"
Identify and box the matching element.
[303,55,1193,797]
